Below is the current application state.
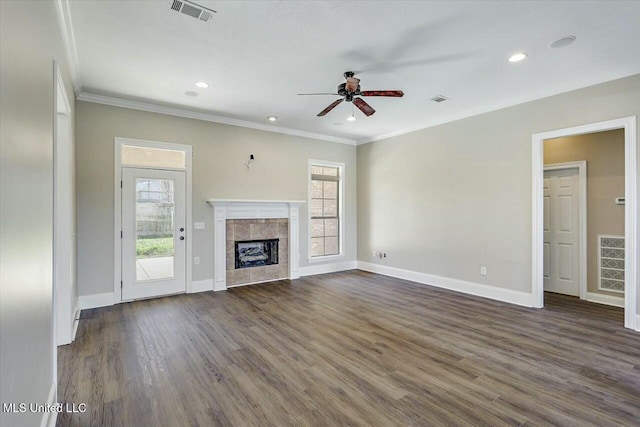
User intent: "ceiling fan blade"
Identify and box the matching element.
[345,77,360,92]
[360,90,404,97]
[353,98,375,116]
[297,93,339,96]
[317,99,344,117]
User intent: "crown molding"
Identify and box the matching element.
[76,92,358,146]
[54,0,81,95]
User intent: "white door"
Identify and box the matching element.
[122,168,186,300]
[543,168,580,296]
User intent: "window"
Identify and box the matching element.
[309,162,343,258]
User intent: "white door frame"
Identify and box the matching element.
[53,61,78,349]
[114,137,193,303]
[543,161,587,300]
[532,117,637,331]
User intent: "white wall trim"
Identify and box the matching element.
[586,292,625,308]
[532,116,637,330]
[544,161,588,300]
[79,292,115,310]
[53,0,81,94]
[78,92,357,146]
[191,279,214,293]
[299,261,357,277]
[40,382,57,427]
[71,302,80,341]
[357,262,536,307]
[636,315,640,332]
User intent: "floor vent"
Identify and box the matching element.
[170,0,216,22]
[598,234,624,293]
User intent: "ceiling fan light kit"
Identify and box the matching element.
[299,71,404,118]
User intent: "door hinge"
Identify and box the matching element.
[121,230,123,238]
[120,281,123,289]
[120,180,123,188]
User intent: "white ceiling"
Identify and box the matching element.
[66,1,640,144]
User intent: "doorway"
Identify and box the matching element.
[532,117,637,330]
[122,168,186,300]
[543,163,586,298]
[114,138,193,302]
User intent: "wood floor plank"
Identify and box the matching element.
[57,270,640,426]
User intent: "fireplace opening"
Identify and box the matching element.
[235,239,279,269]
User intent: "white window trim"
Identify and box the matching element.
[114,137,193,303]
[308,159,345,262]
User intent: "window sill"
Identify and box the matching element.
[307,254,344,263]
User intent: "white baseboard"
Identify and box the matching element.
[299,260,358,277]
[586,292,625,308]
[357,261,536,307]
[190,279,214,293]
[40,382,57,427]
[636,314,640,332]
[79,292,115,310]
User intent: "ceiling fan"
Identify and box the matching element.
[298,71,404,117]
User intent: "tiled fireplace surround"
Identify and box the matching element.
[207,200,305,291]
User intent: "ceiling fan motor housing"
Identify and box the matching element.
[337,83,361,100]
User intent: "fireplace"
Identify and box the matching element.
[235,239,279,269]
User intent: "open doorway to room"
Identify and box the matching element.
[532,117,637,330]
[543,130,625,308]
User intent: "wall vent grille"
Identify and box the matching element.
[598,234,625,293]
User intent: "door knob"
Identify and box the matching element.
[180,236,185,240]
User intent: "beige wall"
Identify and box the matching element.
[357,74,639,310]
[76,101,356,296]
[544,130,625,296]
[0,1,76,426]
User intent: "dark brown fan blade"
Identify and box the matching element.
[298,93,339,96]
[317,99,344,117]
[353,97,375,116]
[345,77,360,92]
[360,90,404,97]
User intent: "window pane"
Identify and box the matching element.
[325,237,339,255]
[122,145,185,169]
[323,167,338,177]
[310,199,323,217]
[324,218,338,237]
[323,181,337,199]
[311,238,325,257]
[136,178,175,281]
[323,199,337,217]
[311,165,324,175]
[311,180,323,198]
[311,219,324,237]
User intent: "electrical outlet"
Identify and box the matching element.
[480,266,487,276]
[194,257,200,265]
[194,222,205,230]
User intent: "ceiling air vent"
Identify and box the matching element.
[430,95,449,103]
[170,0,216,22]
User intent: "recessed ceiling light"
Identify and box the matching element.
[550,36,576,49]
[267,116,277,122]
[508,52,528,63]
[185,91,199,97]
[195,82,209,88]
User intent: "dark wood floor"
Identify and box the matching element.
[57,270,640,426]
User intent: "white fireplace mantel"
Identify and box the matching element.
[207,199,305,291]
